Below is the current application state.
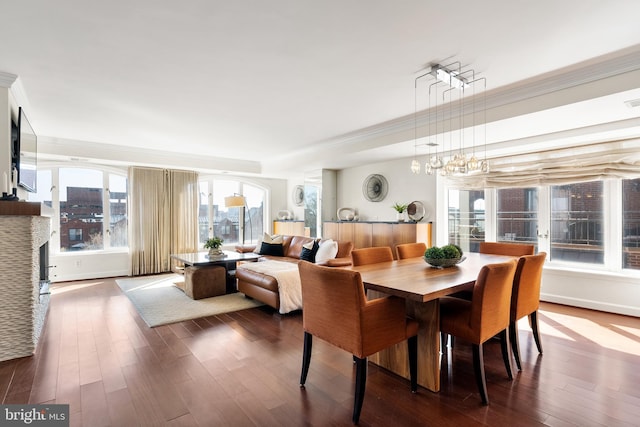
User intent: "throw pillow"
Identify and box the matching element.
[315,239,338,265]
[254,233,283,253]
[259,241,284,257]
[300,240,320,262]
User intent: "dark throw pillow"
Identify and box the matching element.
[259,242,284,257]
[300,240,320,263]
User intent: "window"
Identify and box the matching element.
[59,168,104,251]
[108,173,127,247]
[623,178,640,270]
[28,166,128,253]
[198,181,210,244]
[69,229,83,241]
[199,178,266,247]
[448,189,485,253]
[550,182,603,264]
[243,184,264,244]
[497,188,539,250]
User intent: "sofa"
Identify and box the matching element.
[235,235,353,312]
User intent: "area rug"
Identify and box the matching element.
[115,273,263,327]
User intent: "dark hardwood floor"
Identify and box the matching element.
[1,276,639,426]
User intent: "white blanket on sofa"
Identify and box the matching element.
[237,260,302,314]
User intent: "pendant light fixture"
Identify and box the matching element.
[409,62,489,176]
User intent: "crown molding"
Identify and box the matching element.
[0,71,17,88]
[37,136,262,175]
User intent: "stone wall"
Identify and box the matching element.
[0,215,50,362]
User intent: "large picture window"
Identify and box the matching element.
[28,166,128,253]
[551,182,603,264]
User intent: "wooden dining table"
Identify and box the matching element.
[350,252,513,392]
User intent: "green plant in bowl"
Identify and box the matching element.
[424,244,464,268]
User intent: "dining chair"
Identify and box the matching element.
[479,241,535,257]
[439,259,517,405]
[448,241,535,301]
[396,242,427,260]
[351,246,394,266]
[298,261,418,424]
[510,252,547,370]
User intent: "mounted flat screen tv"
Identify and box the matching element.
[17,107,37,193]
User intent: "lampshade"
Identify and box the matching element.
[224,195,246,208]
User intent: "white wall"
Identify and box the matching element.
[541,267,640,317]
[336,157,437,226]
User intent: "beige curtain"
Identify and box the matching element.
[445,138,640,189]
[128,167,199,275]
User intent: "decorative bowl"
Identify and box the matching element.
[424,255,466,268]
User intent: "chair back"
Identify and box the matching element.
[396,242,427,260]
[511,252,546,321]
[298,262,367,355]
[470,260,517,343]
[351,246,394,266]
[479,242,535,257]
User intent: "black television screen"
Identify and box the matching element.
[17,107,37,193]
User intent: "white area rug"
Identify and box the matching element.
[116,273,263,327]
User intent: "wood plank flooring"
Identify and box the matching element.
[1,276,639,426]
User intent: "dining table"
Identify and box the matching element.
[350,251,513,392]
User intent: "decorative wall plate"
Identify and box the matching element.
[407,201,426,222]
[362,174,388,202]
[292,185,304,206]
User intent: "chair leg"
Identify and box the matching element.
[530,311,543,354]
[440,332,448,351]
[300,332,313,386]
[509,321,522,371]
[499,329,513,380]
[408,335,418,393]
[472,344,489,405]
[353,356,367,424]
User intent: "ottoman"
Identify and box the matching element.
[184,265,226,299]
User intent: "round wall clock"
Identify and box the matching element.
[362,174,388,202]
[293,185,304,206]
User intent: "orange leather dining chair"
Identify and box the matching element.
[449,241,535,301]
[479,241,535,257]
[351,246,394,266]
[510,252,547,370]
[396,242,427,260]
[298,261,418,424]
[439,260,517,405]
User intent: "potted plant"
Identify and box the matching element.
[204,236,224,256]
[392,202,408,222]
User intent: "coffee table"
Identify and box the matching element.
[171,250,261,298]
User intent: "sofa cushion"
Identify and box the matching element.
[315,239,338,265]
[300,240,320,262]
[254,233,283,253]
[259,241,285,256]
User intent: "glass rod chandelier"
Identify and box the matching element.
[411,62,488,176]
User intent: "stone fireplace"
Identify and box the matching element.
[0,202,51,362]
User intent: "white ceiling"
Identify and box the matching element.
[2,1,640,178]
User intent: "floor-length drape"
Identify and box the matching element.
[128,167,199,275]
